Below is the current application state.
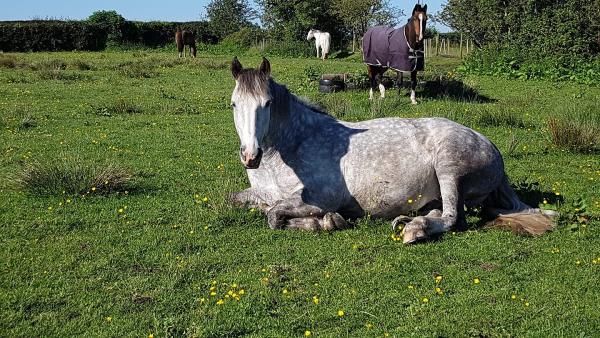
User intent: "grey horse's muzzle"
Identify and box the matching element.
[240,147,263,169]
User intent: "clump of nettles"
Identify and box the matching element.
[14,157,134,195]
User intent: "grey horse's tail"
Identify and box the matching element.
[484,175,556,236]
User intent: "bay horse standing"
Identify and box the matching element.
[175,28,197,58]
[228,57,556,244]
[362,4,427,103]
[307,29,331,60]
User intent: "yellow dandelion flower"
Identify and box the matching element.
[202,197,208,202]
[407,284,414,289]
[435,275,443,283]
[473,278,480,284]
[384,333,390,337]
[408,199,413,204]
[216,299,224,305]
[148,334,154,338]
[239,289,245,295]
[524,302,530,307]
[91,187,96,191]
[118,208,124,213]
[105,316,112,322]
[365,323,373,329]
[435,287,443,294]
[282,289,289,294]
[337,310,345,317]
[312,296,319,304]
[511,294,517,300]
[210,292,216,296]
[422,297,429,303]
[210,286,216,291]
[232,283,238,288]
[576,260,581,265]
[304,330,312,336]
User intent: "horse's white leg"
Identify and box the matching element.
[369,88,374,100]
[229,188,271,212]
[379,83,386,98]
[266,197,347,231]
[410,71,418,104]
[402,176,463,244]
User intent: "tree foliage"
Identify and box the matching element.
[439,0,600,57]
[87,10,126,45]
[205,0,256,39]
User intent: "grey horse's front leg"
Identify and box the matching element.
[229,188,271,212]
[266,197,348,231]
[395,176,466,244]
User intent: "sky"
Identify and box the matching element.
[0,0,451,32]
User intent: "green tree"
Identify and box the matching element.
[331,0,402,52]
[205,0,256,39]
[257,0,344,43]
[87,10,126,45]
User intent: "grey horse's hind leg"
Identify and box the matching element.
[402,176,465,244]
[267,197,348,231]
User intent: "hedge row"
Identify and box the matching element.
[0,21,107,52]
[0,20,218,52]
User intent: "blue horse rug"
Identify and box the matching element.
[362,25,424,72]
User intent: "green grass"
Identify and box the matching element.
[1,51,599,337]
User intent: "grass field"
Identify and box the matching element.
[1,50,599,337]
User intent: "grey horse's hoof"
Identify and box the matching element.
[403,226,427,244]
[322,212,348,231]
[402,217,428,244]
[391,215,413,230]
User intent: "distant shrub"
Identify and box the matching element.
[38,70,88,81]
[548,118,599,153]
[92,98,143,115]
[475,110,526,128]
[222,27,266,48]
[0,54,26,68]
[71,60,95,70]
[263,40,313,58]
[14,158,134,195]
[32,58,67,71]
[117,61,158,78]
[19,115,37,129]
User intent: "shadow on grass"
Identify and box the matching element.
[418,77,497,103]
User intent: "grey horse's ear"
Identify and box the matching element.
[232,57,243,79]
[259,57,270,77]
[423,4,427,12]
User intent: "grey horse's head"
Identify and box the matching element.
[306,29,316,40]
[230,57,272,169]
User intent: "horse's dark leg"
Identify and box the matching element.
[191,43,197,57]
[410,71,418,104]
[266,197,348,231]
[396,71,403,94]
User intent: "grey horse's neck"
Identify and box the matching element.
[264,79,335,153]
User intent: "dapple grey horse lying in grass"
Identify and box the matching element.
[228,57,556,244]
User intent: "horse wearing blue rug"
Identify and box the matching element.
[363,4,427,103]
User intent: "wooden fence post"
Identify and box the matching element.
[435,35,439,56]
[460,33,463,59]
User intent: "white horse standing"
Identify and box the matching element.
[228,57,557,244]
[306,29,331,60]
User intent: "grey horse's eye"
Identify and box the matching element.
[231,102,236,108]
[265,100,272,107]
